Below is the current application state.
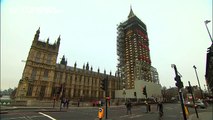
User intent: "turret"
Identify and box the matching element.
[74,62,77,68]
[57,35,61,46]
[74,62,77,71]
[86,62,89,70]
[47,38,49,44]
[33,27,40,42]
[60,55,67,65]
[98,68,100,74]
[83,64,85,70]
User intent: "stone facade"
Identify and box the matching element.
[15,28,119,101]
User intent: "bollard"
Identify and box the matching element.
[184,106,189,118]
[98,108,104,120]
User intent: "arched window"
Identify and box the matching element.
[27,84,33,96]
[35,52,41,62]
[44,69,49,77]
[46,54,52,64]
[31,68,37,80]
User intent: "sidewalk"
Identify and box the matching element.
[0,105,124,114]
[188,112,212,120]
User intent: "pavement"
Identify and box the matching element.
[188,112,213,120]
[1,105,212,120]
[0,105,124,114]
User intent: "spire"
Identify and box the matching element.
[36,27,40,34]
[34,27,40,41]
[47,38,49,43]
[98,67,100,73]
[128,5,135,19]
[57,35,61,45]
[74,62,77,68]
[86,62,89,70]
[90,66,93,71]
[60,55,67,65]
[83,64,85,70]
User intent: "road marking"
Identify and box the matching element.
[39,112,57,120]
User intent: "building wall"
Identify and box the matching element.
[15,28,60,100]
[15,28,119,102]
[115,80,161,99]
[205,44,213,93]
[52,64,118,101]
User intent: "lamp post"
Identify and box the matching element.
[193,65,204,99]
[204,20,213,43]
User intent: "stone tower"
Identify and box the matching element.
[15,28,60,100]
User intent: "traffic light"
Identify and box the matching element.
[143,86,147,98]
[174,75,183,89]
[101,77,108,91]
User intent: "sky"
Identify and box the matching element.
[1,0,212,91]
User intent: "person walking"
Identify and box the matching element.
[77,99,80,107]
[125,100,132,115]
[157,101,163,119]
[144,101,149,113]
[66,98,70,109]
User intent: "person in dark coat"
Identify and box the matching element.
[66,98,70,109]
[77,99,80,107]
[125,100,132,115]
[157,101,163,118]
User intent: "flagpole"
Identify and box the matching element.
[204,20,213,43]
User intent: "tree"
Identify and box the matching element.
[161,86,167,102]
[10,88,17,100]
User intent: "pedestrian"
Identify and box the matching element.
[157,101,163,119]
[77,99,80,107]
[144,101,149,113]
[125,100,132,115]
[63,98,66,108]
[148,103,151,112]
[66,98,70,109]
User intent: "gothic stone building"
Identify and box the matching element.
[15,28,119,101]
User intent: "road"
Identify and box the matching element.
[0,103,212,120]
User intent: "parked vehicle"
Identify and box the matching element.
[185,100,207,109]
[195,100,208,109]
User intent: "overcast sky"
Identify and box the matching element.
[1,0,212,90]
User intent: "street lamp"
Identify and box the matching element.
[193,65,204,99]
[204,20,213,43]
